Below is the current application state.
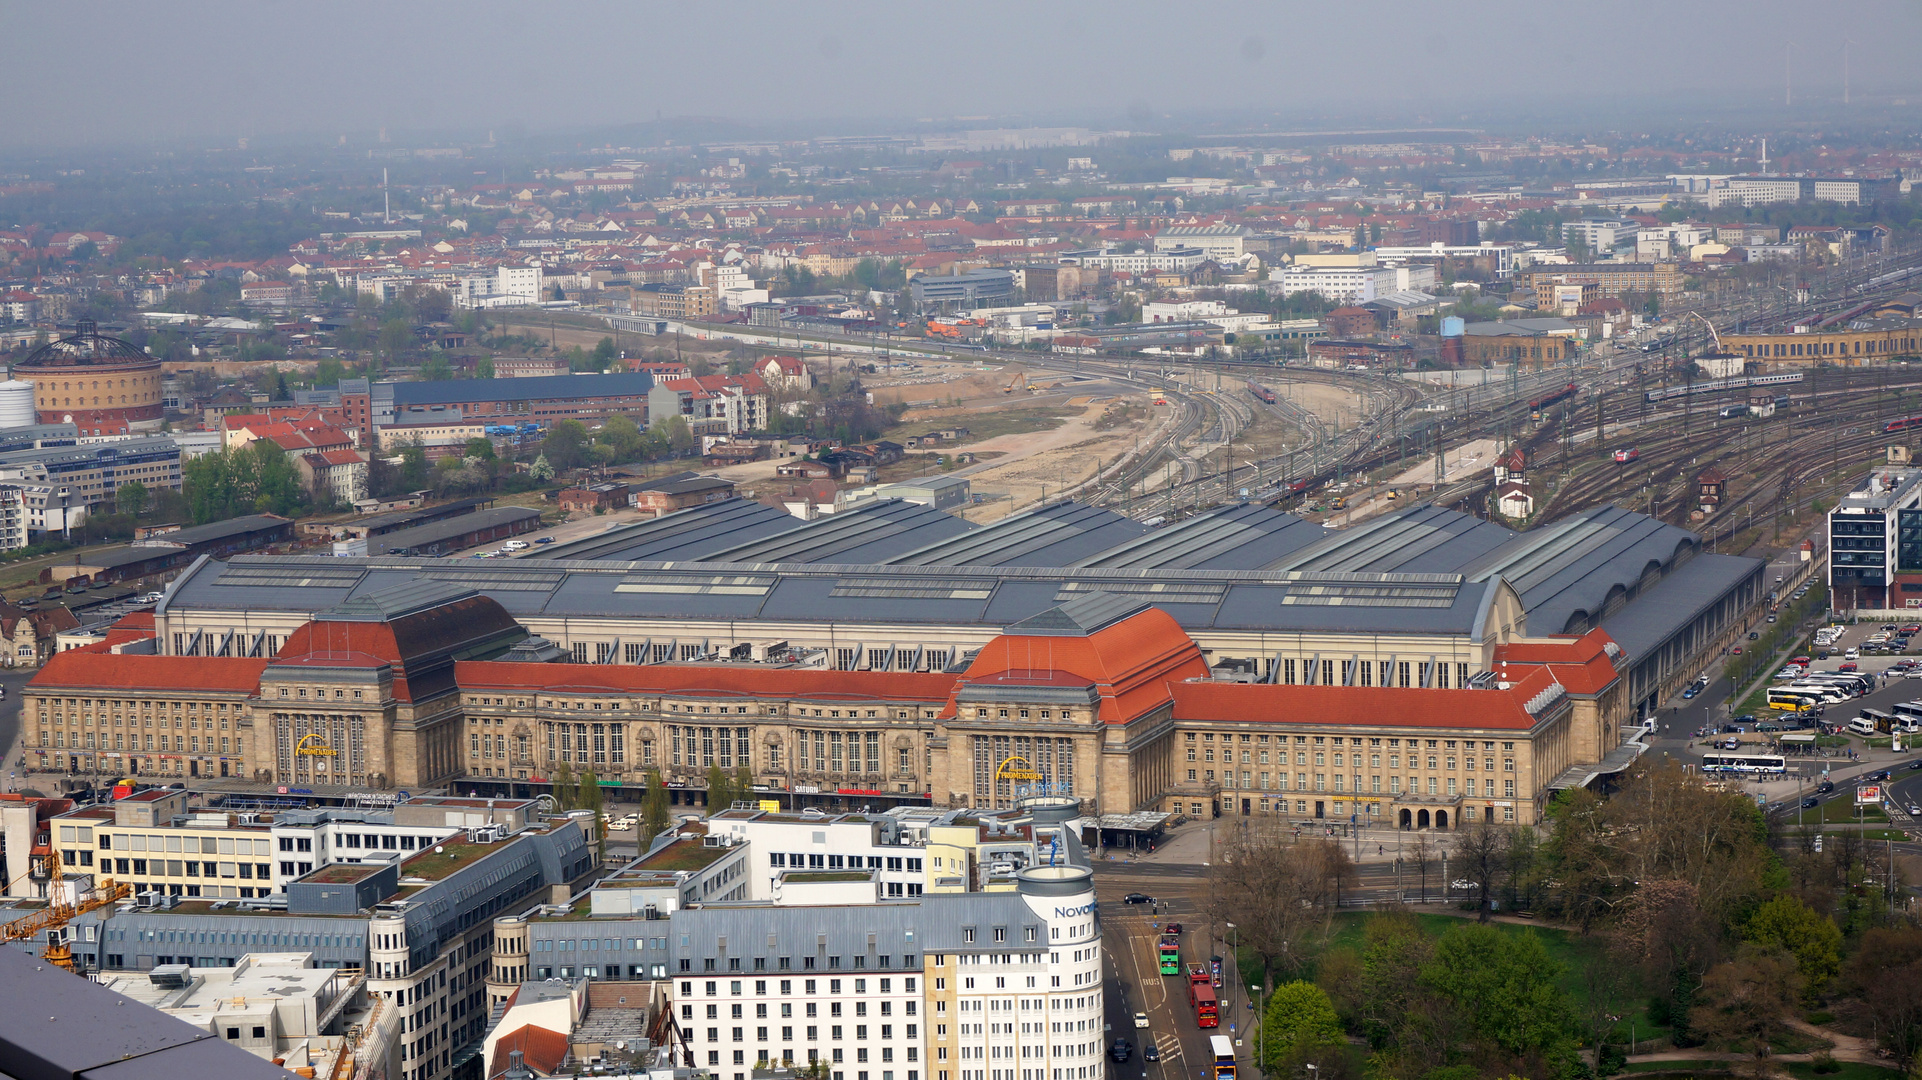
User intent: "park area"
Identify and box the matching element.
[1209,762,1920,1080]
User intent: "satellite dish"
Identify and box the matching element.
[616,1041,627,1051]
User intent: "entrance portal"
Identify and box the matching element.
[1399,808,1411,829]
[1436,809,1449,829]
[1417,809,1430,828]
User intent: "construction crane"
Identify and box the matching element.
[1687,311,1727,353]
[0,848,129,972]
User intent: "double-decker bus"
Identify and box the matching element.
[1210,1036,1237,1080]
[1189,978,1220,1028]
[1157,935,1181,975]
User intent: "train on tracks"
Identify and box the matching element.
[1613,447,1640,463]
[1529,382,1578,420]
[1887,415,1922,434]
[1247,381,1277,405]
[1644,371,1802,402]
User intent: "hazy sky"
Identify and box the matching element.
[6,0,1922,149]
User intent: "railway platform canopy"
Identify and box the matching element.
[1547,738,1649,792]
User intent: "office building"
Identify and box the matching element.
[909,270,1015,311]
[0,436,182,509]
[1827,467,1922,612]
[371,373,656,429]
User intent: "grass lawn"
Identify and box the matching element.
[1807,799,1889,824]
[1320,912,1670,1046]
[938,405,1079,442]
[1782,1064,1906,1080]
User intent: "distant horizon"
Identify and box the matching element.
[4,0,1920,153]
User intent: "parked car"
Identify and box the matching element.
[1682,686,1699,699]
[534,536,556,544]
[1749,631,1761,640]
[1846,648,1861,659]
[1451,879,1475,890]
[1839,662,1859,672]
[501,539,531,552]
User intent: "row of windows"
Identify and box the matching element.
[40,730,240,754]
[768,853,923,873]
[1188,770,1518,797]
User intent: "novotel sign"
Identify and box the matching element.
[1054,902,1099,918]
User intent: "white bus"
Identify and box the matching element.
[1768,687,1829,710]
[1699,753,1786,776]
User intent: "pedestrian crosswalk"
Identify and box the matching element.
[1152,1033,1183,1060]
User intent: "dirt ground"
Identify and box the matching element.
[949,396,1155,521]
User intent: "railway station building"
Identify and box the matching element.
[1722,315,1922,367]
[25,495,1765,825]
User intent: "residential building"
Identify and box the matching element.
[759,356,815,393]
[0,483,22,550]
[1056,247,1205,274]
[650,374,771,436]
[1271,264,1400,303]
[494,357,573,379]
[633,283,719,320]
[39,806,597,1080]
[298,448,370,505]
[97,952,395,1080]
[632,472,739,517]
[1560,219,1639,253]
[1518,263,1681,302]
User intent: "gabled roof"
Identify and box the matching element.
[487,1023,570,1079]
[30,651,270,693]
[952,601,1208,724]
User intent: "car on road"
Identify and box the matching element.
[1839,661,1859,672]
[1451,879,1474,890]
[1846,648,1861,660]
[1110,1041,1134,1063]
[1122,893,1155,905]
[1910,760,1922,771]
[1733,714,1756,724]
[1767,615,1777,623]
[1801,796,1821,809]
[534,536,556,544]
[1144,1046,1161,1063]
[1910,805,1921,816]
[501,539,530,552]
[1134,1013,1151,1029]
[1682,686,1700,699]
[1164,923,1182,935]
[1732,646,1743,654]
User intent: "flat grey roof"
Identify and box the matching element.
[367,506,542,555]
[380,371,654,406]
[697,499,974,565]
[886,501,1146,568]
[1071,503,1327,571]
[1600,551,1764,661]
[526,498,799,563]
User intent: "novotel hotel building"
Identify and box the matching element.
[511,803,1104,1080]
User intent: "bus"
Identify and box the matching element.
[1158,935,1181,976]
[1189,978,1220,1028]
[1768,687,1828,711]
[1891,701,1922,729]
[1210,1036,1237,1080]
[1858,708,1896,734]
[1699,753,1786,776]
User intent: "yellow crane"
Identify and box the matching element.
[0,848,130,971]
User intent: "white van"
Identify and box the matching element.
[1847,716,1879,736]
[501,539,531,552]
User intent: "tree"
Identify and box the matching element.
[1259,981,1345,1076]
[1456,821,1507,922]
[734,763,754,803]
[378,318,414,366]
[659,414,695,454]
[1846,927,1922,1067]
[419,355,454,382]
[529,454,555,483]
[1421,924,1576,1067]
[474,355,495,380]
[596,414,645,463]
[543,420,591,471]
[315,357,347,389]
[1209,834,1355,978]
[115,481,149,518]
[397,441,430,491]
[579,769,606,860]
[593,336,619,370]
[1688,949,1800,1078]
[552,758,577,811]
[706,764,733,812]
[641,767,672,841]
[464,437,497,461]
[1743,895,1840,999]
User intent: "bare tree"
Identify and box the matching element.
[1407,834,1432,901]
[1209,834,1357,976]
[1456,821,1507,922]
